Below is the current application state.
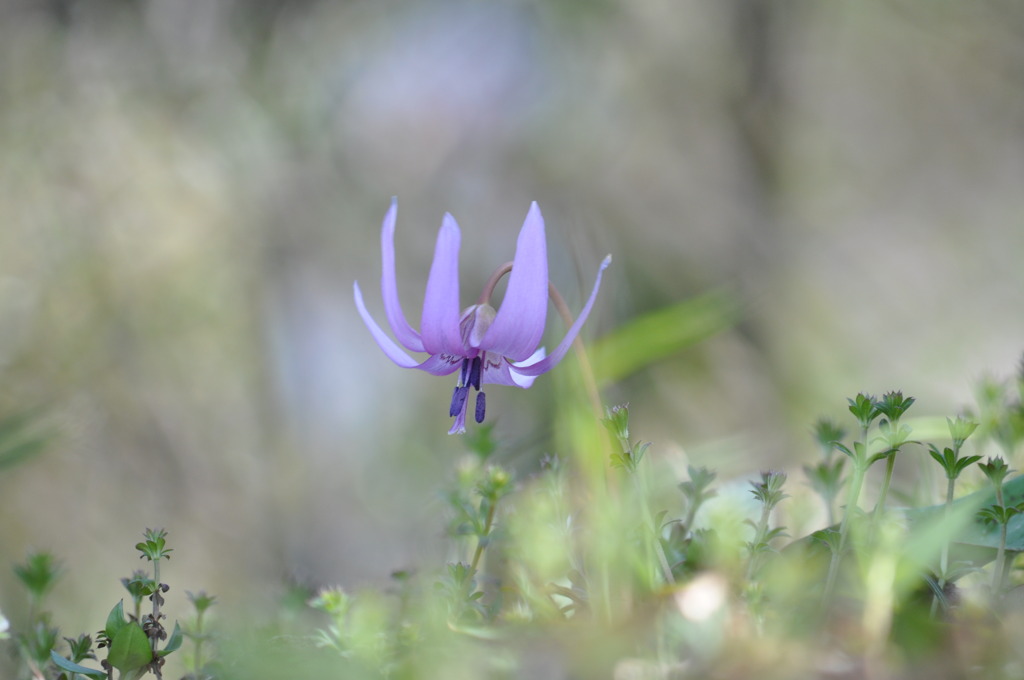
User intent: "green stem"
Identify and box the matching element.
[631,472,676,585]
[940,476,955,577]
[873,453,897,520]
[470,500,497,575]
[193,609,206,677]
[930,476,957,617]
[151,559,162,656]
[746,504,772,582]
[824,457,867,604]
[992,484,1007,599]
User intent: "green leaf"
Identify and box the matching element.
[592,291,738,385]
[107,622,152,673]
[0,410,49,471]
[158,622,183,657]
[105,600,128,640]
[907,476,1024,558]
[49,651,107,680]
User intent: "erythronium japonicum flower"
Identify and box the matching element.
[354,199,611,434]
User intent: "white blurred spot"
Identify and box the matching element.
[674,572,727,622]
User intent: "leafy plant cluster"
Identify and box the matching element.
[4,361,1024,679]
[6,529,215,680]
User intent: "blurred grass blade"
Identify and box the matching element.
[592,290,739,385]
[0,410,50,471]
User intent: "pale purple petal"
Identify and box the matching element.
[380,198,425,353]
[479,348,543,388]
[479,357,524,388]
[421,214,465,356]
[354,281,420,368]
[512,255,611,377]
[449,398,469,434]
[415,353,464,377]
[479,202,548,361]
[508,347,545,387]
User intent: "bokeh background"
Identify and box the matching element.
[2,0,1023,660]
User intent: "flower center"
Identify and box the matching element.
[449,354,488,428]
[458,303,497,351]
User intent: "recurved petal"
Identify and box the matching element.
[354,281,420,368]
[380,198,425,353]
[512,255,611,377]
[414,352,464,377]
[479,202,549,361]
[507,347,545,388]
[421,214,465,356]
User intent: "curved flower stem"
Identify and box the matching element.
[479,262,603,420]
[482,260,614,619]
[546,282,603,420]
[477,262,513,306]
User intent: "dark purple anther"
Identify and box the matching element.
[469,356,482,390]
[450,385,469,417]
[475,391,486,423]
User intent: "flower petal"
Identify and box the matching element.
[480,348,543,389]
[380,198,425,353]
[356,281,464,375]
[512,255,611,377]
[449,396,469,434]
[479,202,548,361]
[421,214,465,356]
[354,281,420,368]
[415,353,464,376]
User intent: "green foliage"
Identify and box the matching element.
[928,444,981,479]
[186,591,217,615]
[122,569,154,620]
[11,364,1024,679]
[37,531,196,680]
[14,552,63,604]
[0,409,50,472]
[464,424,497,461]
[847,392,880,430]
[874,390,915,422]
[812,418,846,452]
[106,621,151,673]
[436,562,487,624]
[49,650,107,680]
[157,622,183,657]
[979,457,1012,488]
[748,470,788,509]
[907,476,1024,555]
[603,404,650,472]
[591,291,738,384]
[64,632,95,663]
[19,618,59,670]
[136,528,173,562]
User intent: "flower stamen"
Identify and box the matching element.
[469,356,482,390]
[450,385,469,417]
[475,392,486,423]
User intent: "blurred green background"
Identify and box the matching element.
[1,0,1023,650]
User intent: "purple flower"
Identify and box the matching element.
[354,199,611,434]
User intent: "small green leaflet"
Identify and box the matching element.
[107,622,152,673]
[49,650,106,680]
